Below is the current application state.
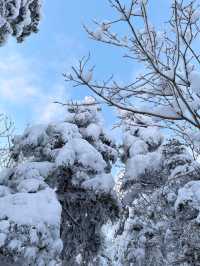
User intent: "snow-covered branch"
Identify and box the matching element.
[66,0,200,149]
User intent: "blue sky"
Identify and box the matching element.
[0,0,170,134]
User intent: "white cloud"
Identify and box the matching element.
[0,53,41,103]
[36,84,69,123]
[0,50,71,125]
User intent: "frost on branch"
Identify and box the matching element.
[67,0,200,152]
[0,0,42,44]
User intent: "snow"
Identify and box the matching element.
[82,173,115,193]
[0,233,7,247]
[73,138,106,172]
[126,151,162,180]
[83,70,93,83]
[139,126,163,148]
[19,124,48,147]
[17,178,46,193]
[175,181,200,223]
[56,137,106,173]
[129,139,148,157]
[191,10,200,22]
[55,142,76,168]
[123,133,138,149]
[0,188,61,226]
[3,95,118,264]
[189,71,200,94]
[48,122,81,143]
[51,239,63,255]
[76,253,83,265]
[0,168,14,185]
[8,239,22,251]
[85,123,102,140]
[0,185,11,197]
[0,220,10,233]
[15,161,54,181]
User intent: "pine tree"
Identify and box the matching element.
[118,111,164,205]
[110,112,200,266]
[0,96,118,265]
[0,0,42,44]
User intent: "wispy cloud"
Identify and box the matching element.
[0,54,40,103]
[0,49,71,128]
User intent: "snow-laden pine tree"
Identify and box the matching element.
[101,112,200,266]
[118,112,164,205]
[0,0,42,44]
[0,96,118,266]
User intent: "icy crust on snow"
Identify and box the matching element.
[0,0,42,44]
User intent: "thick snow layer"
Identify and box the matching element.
[175,181,200,222]
[85,123,102,140]
[123,133,138,149]
[14,161,54,180]
[82,174,115,193]
[126,151,162,179]
[19,124,48,147]
[0,187,62,265]
[129,139,148,157]
[55,142,75,168]
[17,178,47,193]
[0,188,61,226]
[0,185,11,197]
[73,138,106,172]
[139,126,163,148]
[56,138,106,173]
[48,122,81,143]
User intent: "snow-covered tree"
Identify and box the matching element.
[65,96,118,174]
[67,0,200,154]
[0,114,14,168]
[100,135,200,266]
[0,0,42,44]
[0,96,118,265]
[118,112,164,205]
